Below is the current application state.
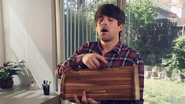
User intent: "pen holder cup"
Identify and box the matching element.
[43,85,50,95]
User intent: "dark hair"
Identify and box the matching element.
[94,4,125,25]
[94,4,125,38]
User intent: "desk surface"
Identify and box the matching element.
[0,85,60,104]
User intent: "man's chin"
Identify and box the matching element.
[100,38,111,42]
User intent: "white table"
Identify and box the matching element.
[0,85,61,104]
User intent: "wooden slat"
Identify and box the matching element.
[65,85,132,90]
[65,77,132,83]
[65,89,132,94]
[67,72,133,78]
[68,69,133,76]
[62,97,135,100]
[64,93,133,98]
[66,74,133,80]
[65,80,132,86]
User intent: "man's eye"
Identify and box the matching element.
[109,19,113,21]
[99,19,103,22]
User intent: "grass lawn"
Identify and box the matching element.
[144,78,185,104]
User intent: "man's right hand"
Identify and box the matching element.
[82,53,108,69]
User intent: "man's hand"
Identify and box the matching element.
[74,91,100,104]
[82,53,108,69]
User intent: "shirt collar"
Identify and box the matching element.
[97,40,123,55]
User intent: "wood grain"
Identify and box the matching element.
[60,66,140,100]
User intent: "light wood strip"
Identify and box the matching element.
[134,65,140,100]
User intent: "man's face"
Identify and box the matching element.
[96,15,123,42]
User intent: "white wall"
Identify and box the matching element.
[170,0,181,18]
[1,0,56,91]
[155,14,168,19]
[171,6,182,18]
[182,7,185,18]
[0,0,5,65]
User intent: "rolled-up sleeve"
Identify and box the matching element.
[55,44,88,78]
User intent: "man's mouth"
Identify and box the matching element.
[101,28,108,32]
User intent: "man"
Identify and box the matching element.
[55,4,144,104]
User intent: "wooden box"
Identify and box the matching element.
[60,66,140,100]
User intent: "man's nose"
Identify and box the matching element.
[101,18,108,25]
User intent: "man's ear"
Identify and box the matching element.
[119,24,124,31]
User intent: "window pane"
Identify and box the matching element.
[126,0,185,103]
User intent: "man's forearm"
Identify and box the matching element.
[55,60,70,78]
[55,54,86,78]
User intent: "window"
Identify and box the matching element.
[60,0,117,59]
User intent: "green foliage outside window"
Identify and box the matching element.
[164,35,185,78]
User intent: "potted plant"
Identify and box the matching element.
[0,61,25,89]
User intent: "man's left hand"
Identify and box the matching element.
[74,91,101,104]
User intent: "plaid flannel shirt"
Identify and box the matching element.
[56,40,144,104]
